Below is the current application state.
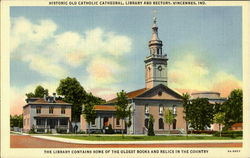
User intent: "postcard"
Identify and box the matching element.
[1,0,250,157]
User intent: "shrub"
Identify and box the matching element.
[213,131,242,137]
[28,125,36,134]
[106,124,114,134]
[148,114,155,136]
[188,130,215,135]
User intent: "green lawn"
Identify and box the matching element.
[52,135,242,141]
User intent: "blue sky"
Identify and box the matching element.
[10,6,242,114]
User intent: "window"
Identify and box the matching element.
[49,107,54,114]
[61,107,65,114]
[172,105,177,115]
[145,105,149,114]
[145,118,149,129]
[159,118,164,129]
[36,119,45,125]
[159,105,163,114]
[36,106,41,114]
[116,118,120,126]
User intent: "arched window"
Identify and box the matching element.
[159,104,163,114]
[173,105,177,115]
[173,119,177,129]
[159,118,164,129]
[145,118,149,129]
[145,105,149,114]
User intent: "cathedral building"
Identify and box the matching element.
[80,17,186,134]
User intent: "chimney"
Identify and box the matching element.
[43,93,47,101]
[53,93,56,102]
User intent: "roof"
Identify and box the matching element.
[94,105,116,111]
[231,123,243,128]
[31,98,70,104]
[107,88,148,103]
[23,98,71,108]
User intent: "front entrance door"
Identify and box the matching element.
[47,119,57,129]
[173,119,177,129]
[103,117,109,127]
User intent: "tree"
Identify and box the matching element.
[147,114,155,136]
[223,89,243,130]
[56,77,88,122]
[26,85,48,98]
[164,108,175,134]
[188,98,214,130]
[115,90,131,137]
[182,93,190,135]
[82,94,96,135]
[10,114,23,128]
[82,92,105,135]
[213,112,225,137]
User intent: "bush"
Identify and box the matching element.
[148,114,155,136]
[213,131,242,137]
[28,125,36,134]
[106,124,114,134]
[188,130,215,134]
[77,130,86,134]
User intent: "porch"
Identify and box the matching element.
[34,116,70,133]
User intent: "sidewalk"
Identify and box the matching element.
[31,135,242,145]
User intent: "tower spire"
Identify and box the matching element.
[151,15,160,41]
[145,13,168,88]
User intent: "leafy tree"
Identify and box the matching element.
[223,89,243,130]
[213,112,225,137]
[164,108,175,134]
[56,77,88,122]
[10,114,23,128]
[147,114,155,136]
[26,85,48,98]
[188,98,214,130]
[182,93,190,134]
[82,92,105,135]
[115,90,131,137]
[82,94,97,135]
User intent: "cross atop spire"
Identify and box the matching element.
[151,10,160,41]
[152,9,157,25]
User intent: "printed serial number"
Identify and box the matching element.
[228,150,241,153]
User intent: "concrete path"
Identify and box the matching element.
[31,135,242,145]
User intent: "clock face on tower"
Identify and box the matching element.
[158,65,162,71]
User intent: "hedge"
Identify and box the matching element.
[213,131,243,138]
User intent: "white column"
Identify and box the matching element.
[45,118,47,133]
[67,119,69,133]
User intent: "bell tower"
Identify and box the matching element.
[144,16,168,89]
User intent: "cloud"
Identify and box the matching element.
[169,52,242,97]
[11,17,132,80]
[211,71,242,97]
[85,57,123,88]
[10,17,133,111]
[23,54,68,79]
[11,17,57,52]
[169,53,210,90]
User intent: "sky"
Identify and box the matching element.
[10,6,242,115]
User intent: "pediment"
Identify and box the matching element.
[136,84,182,100]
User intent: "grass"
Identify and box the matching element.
[51,135,242,141]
